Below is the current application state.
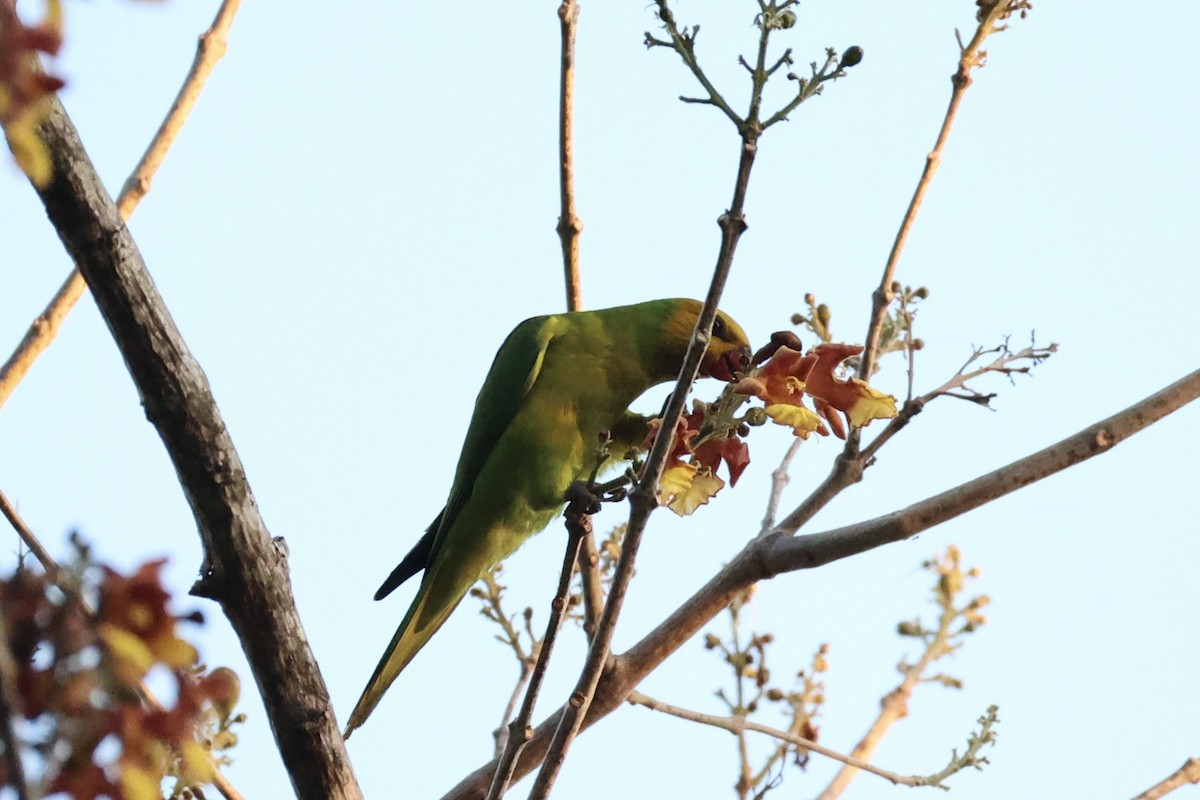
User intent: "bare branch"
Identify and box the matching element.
[556,0,584,312]
[857,2,1022,380]
[1131,758,1200,800]
[575,532,604,640]
[759,438,801,536]
[645,1,743,128]
[630,690,970,790]
[487,499,592,800]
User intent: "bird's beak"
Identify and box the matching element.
[705,345,752,382]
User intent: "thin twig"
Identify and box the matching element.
[439,366,1200,800]
[1131,757,1200,800]
[556,0,584,312]
[646,1,743,128]
[857,3,1017,381]
[0,0,243,411]
[0,488,246,800]
[0,489,59,579]
[477,571,534,665]
[575,533,604,640]
[628,691,942,789]
[493,660,535,758]
[758,438,801,536]
[486,503,592,800]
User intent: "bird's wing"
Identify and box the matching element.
[375,313,565,598]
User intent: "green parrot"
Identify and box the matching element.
[344,298,750,736]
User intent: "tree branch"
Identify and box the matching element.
[857,1,1018,381]
[628,690,942,789]
[440,366,1200,799]
[556,0,584,312]
[1131,758,1200,800]
[486,503,591,800]
[28,98,361,800]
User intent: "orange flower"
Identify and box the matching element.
[647,405,750,516]
[737,344,896,439]
[98,561,199,681]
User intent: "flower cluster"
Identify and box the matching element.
[735,341,897,439]
[1,552,240,799]
[654,333,897,515]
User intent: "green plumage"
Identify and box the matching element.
[345,298,750,735]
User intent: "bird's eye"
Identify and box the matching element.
[713,317,727,338]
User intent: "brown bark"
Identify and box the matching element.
[30,99,361,800]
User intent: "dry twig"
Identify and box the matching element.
[556,0,584,312]
[1131,758,1200,800]
[486,494,594,800]
[629,691,943,790]
[858,1,1024,379]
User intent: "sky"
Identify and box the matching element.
[2,2,1198,799]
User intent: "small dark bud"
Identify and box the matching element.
[766,688,785,702]
[777,10,796,28]
[704,633,721,649]
[840,46,863,68]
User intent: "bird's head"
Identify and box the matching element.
[665,299,752,382]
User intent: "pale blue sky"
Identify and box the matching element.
[2,2,1198,799]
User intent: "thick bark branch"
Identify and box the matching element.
[442,366,1200,799]
[30,99,361,800]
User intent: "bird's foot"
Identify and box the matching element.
[565,480,603,516]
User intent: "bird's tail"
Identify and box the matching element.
[343,584,465,737]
